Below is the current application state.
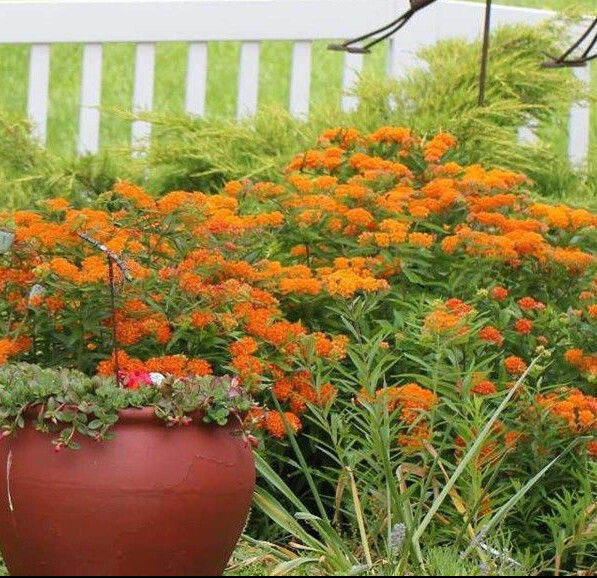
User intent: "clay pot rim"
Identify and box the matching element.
[23,404,208,426]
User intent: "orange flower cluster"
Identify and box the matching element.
[504,356,528,375]
[471,379,498,396]
[424,298,473,335]
[97,351,213,378]
[424,132,458,163]
[250,408,303,439]
[0,336,32,364]
[360,383,437,451]
[1,179,359,438]
[517,296,544,311]
[529,203,597,232]
[479,325,504,345]
[490,286,509,301]
[2,125,595,451]
[537,388,597,434]
[565,348,597,378]
[514,319,533,335]
[272,370,338,415]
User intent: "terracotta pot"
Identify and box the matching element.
[0,408,255,576]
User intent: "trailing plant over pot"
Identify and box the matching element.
[0,363,255,450]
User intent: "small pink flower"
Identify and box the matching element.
[120,371,153,389]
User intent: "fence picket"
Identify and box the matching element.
[569,65,591,169]
[289,41,312,119]
[78,43,103,154]
[132,42,156,150]
[27,44,51,144]
[185,42,208,117]
[237,41,260,119]
[341,52,363,113]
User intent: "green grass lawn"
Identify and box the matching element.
[0,0,593,158]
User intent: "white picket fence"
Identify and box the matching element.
[0,0,592,165]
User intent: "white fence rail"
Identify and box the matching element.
[0,0,592,165]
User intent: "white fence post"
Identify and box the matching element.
[185,42,208,117]
[569,63,591,170]
[27,44,51,144]
[237,41,260,120]
[131,42,156,150]
[78,43,103,155]
[289,41,312,119]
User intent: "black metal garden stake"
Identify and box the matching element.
[78,232,132,388]
[477,0,493,106]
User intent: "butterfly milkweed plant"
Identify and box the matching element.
[1,127,596,575]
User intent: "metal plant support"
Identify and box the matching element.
[78,232,132,387]
[328,0,496,107]
[542,17,596,68]
[328,0,438,54]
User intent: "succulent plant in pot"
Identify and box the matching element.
[0,363,257,576]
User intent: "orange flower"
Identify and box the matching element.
[490,286,509,301]
[504,356,527,375]
[279,278,322,295]
[518,296,544,311]
[190,310,215,329]
[45,198,69,211]
[424,132,457,163]
[264,411,302,438]
[382,383,438,423]
[186,358,213,376]
[368,126,413,146]
[479,325,504,345]
[45,296,65,312]
[231,354,263,376]
[146,354,188,377]
[345,208,374,227]
[313,333,349,359]
[565,348,584,366]
[317,383,338,405]
[229,337,259,357]
[472,380,497,395]
[398,423,431,452]
[272,378,293,402]
[290,244,308,257]
[113,181,156,210]
[445,298,473,316]
[504,430,522,449]
[49,257,80,283]
[514,319,533,335]
[407,232,435,248]
[224,180,244,196]
[537,388,597,434]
